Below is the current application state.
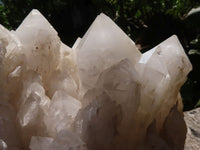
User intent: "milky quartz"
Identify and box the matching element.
[0,9,192,150]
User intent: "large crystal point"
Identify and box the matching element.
[0,9,192,150]
[136,35,192,132]
[76,13,141,93]
[14,9,61,83]
[133,35,191,149]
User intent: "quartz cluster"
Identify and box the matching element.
[0,9,192,150]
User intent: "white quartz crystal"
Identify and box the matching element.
[14,9,61,81]
[76,13,141,93]
[74,92,121,150]
[29,131,87,150]
[29,136,53,150]
[49,130,87,150]
[0,9,192,150]
[44,90,81,137]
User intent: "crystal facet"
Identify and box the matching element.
[0,9,192,150]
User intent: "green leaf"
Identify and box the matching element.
[188,49,200,55]
[195,99,200,107]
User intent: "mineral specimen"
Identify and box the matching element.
[0,9,192,150]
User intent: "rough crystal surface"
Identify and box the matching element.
[0,9,192,150]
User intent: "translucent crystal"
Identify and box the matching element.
[29,136,53,150]
[0,9,192,150]
[17,71,51,149]
[0,25,23,106]
[76,13,141,93]
[44,91,81,137]
[49,130,87,150]
[136,35,192,131]
[0,101,20,149]
[47,43,79,98]
[14,9,61,84]
[29,131,87,150]
[78,59,141,149]
[74,92,121,150]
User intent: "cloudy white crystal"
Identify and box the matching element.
[44,90,81,137]
[76,13,141,93]
[0,9,192,150]
[14,9,61,84]
[29,136,53,150]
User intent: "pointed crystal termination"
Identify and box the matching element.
[76,13,141,93]
[132,35,192,149]
[14,9,61,83]
[0,9,192,150]
[135,35,192,131]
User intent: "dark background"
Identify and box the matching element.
[1,0,200,111]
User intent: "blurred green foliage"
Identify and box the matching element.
[0,0,200,110]
[0,3,10,28]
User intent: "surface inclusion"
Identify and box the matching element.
[0,9,192,150]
